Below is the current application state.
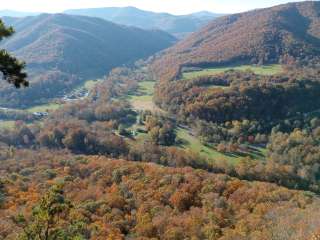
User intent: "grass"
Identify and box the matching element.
[176,128,241,164]
[76,79,100,92]
[0,120,16,129]
[127,122,241,165]
[0,119,43,130]
[177,127,266,165]
[125,81,164,113]
[127,81,155,102]
[182,64,283,79]
[83,80,99,91]
[27,103,61,113]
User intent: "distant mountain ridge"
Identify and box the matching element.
[152,1,320,80]
[1,13,176,75]
[64,7,223,37]
[0,7,223,38]
[0,13,176,107]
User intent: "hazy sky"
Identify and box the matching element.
[0,0,309,14]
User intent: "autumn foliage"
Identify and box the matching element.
[0,150,319,239]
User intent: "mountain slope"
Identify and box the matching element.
[64,7,223,37]
[2,13,176,77]
[0,14,176,108]
[152,1,320,80]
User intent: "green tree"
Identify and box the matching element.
[118,124,130,136]
[0,179,5,207]
[16,184,88,240]
[158,124,176,146]
[62,128,87,152]
[0,19,28,87]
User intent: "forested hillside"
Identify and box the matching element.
[0,150,319,239]
[151,1,320,126]
[152,1,320,81]
[145,3,320,197]
[154,67,320,123]
[0,14,176,108]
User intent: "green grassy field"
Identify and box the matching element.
[75,79,100,92]
[0,120,16,129]
[182,64,283,79]
[128,81,155,101]
[27,103,61,113]
[125,81,164,112]
[83,80,99,90]
[130,126,264,165]
[176,128,241,164]
[176,128,266,164]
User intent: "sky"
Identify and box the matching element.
[0,0,309,15]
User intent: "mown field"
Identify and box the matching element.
[176,127,241,164]
[0,120,16,129]
[125,81,164,112]
[182,64,283,79]
[27,103,61,113]
[129,124,265,165]
[74,79,100,93]
[176,128,266,164]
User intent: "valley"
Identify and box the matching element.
[0,1,320,239]
[117,65,268,165]
[0,13,176,108]
[0,120,16,129]
[124,80,160,112]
